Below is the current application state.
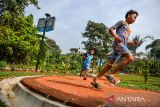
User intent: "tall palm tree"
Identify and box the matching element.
[145,39,160,60]
[128,35,146,54]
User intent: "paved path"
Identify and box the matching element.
[21,76,160,107]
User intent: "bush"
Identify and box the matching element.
[121,59,160,83]
[0,100,6,107]
[0,61,7,69]
[149,60,160,76]
[49,53,83,74]
[45,64,57,71]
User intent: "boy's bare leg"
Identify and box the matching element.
[109,53,134,75]
[93,53,134,82]
[93,61,113,82]
[83,70,88,80]
[79,70,83,77]
[80,70,84,77]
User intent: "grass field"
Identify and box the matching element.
[0,71,61,81]
[117,74,160,92]
[0,71,40,81]
[0,101,6,107]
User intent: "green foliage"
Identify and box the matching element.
[38,41,49,70]
[82,20,113,59]
[69,54,82,74]
[82,20,113,72]
[0,71,60,78]
[38,37,62,71]
[44,64,57,71]
[149,60,160,76]
[127,35,149,54]
[0,100,6,107]
[0,0,39,16]
[0,0,40,64]
[59,53,82,74]
[0,61,7,69]
[146,39,160,60]
[45,37,61,54]
[117,74,160,91]
[40,37,62,68]
[122,59,160,82]
[0,12,39,64]
[0,0,64,72]
[43,53,82,74]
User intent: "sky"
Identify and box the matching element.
[25,0,160,53]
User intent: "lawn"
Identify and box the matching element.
[0,71,60,81]
[0,71,39,81]
[117,74,160,92]
[0,100,6,107]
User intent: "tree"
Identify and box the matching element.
[146,39,160,60]
[45,37,62,64]
[0,12,39,64]
[45,37,61,54]
[128,35,147,54]
[33,35,62,71]
[82,20,113,71]
[82,21,113,57]
[69,48,80,54]
[0,0,39,16]
[0,0,40,64]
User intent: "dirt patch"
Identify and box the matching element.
[21,76,160,107]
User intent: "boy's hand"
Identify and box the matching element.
[134,41,141,46]
[115,36,123,43]
[91,61,94,66]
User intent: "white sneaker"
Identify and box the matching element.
[115,80,121,85]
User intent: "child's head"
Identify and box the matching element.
[89,48,95,55]
[125,10,138,24]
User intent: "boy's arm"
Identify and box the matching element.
[127,41,141,46]
[83,53,87,59]
[91,60,94,65]
[109,21,122,42]
[83,55,86,59]
[127,41,135,45]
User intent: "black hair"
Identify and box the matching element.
[125,10,138,19]
[89,48,94,51]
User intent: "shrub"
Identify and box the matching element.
[0,61,7,69]
[0,100,6,107]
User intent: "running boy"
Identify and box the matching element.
[91,10,140,88]
[80,48,94,80]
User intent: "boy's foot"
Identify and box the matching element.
[105,75,121,85]
[115,80,120,85]
[90,82,101,89]
[83,77,87,80]
[109,80,121,86]
[105,75,116,84]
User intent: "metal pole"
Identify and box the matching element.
[35,14,50,71]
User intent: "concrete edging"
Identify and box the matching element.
[0,76,69,107]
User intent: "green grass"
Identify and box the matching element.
[0,71,38,77]
[0,100,6,107]
[0,71,62,81]
[0,71,44,80]
[117,74,160,92]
